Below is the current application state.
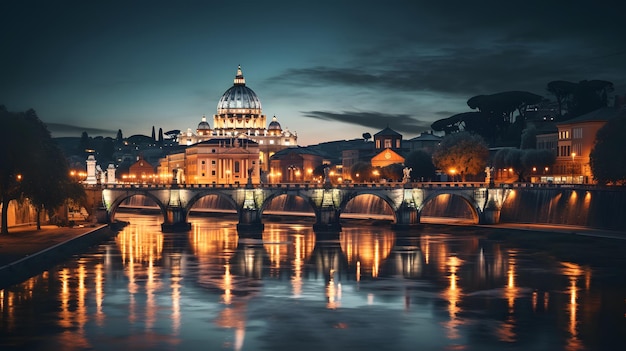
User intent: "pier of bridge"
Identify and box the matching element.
[85,181,511,234]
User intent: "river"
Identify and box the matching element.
[1,213,625,351]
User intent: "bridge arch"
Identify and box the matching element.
[340,191,398,222]
[259,191,316,216]
[107,191,168,223]
[185,189,239,217]
[420,191,481,224]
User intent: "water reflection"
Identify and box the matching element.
[1,214,624,351]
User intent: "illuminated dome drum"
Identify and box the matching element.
[213,65,266,131]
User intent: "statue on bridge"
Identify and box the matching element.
[402,167,412,183]
[323,165,331,185]
[485,166,494,187]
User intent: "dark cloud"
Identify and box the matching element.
[302,111,431,135]
[45,122,117,138]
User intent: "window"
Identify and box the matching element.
[384,139,392,148]
[234,161,240,173]
[211,170,216,176]
[211,160,216,165]
[573,127,583,139]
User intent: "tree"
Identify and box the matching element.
[151,126,156,141]
[520,127,537,149]
[590,112,626,185]
[362,132,371,142]
[547,80,577,119]
[158,128,164,144]
[0,107,85,233]
[0,106,29,233]
[78,131,91,156]
[350,161,374,182]
[547,80,615,120]
[432,132,489,181]
[380,163,403,182]
[494,148,555,182]
[403,150,436,181]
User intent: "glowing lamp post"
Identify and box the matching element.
[571,152,576,183]
[449,169,456,182]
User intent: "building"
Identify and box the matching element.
[158,138,260,185]
[553,107,622,183]
[405,131,442,154]
[125,155,157,183]
[179,65,296,171]
[268,147,328,183]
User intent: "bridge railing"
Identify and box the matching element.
[95,181,624,192]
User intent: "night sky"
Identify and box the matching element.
[2,0,625,146]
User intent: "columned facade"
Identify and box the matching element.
[179,65,297,172]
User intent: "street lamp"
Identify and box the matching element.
[571,152,576,183]
[226,169,231,185]
[449,169,456,182]
[306,168,313,181]
[288,164,297,182]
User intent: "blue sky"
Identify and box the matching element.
[2,0,625,146]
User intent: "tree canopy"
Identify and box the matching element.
[432,132,489,182]
[494,148,555,182]
[0,106,84,233]
[403,150,436,181]
[590,112,626,185]
[546,80,614,120]
[432,91,542,147]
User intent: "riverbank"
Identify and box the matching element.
[0,223,124,289]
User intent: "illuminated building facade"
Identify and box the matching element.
[179,65,297,172]
[553,107,622,184]
[158,138,260,185]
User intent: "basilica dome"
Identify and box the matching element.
[197,115,210,130]
[268,116,282,130]
[216,65,262,111]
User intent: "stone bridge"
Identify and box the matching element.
[87,182,511,233]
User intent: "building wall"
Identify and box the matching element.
[158,139,261,185]
[554,121,605,183]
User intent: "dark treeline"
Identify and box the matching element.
[431,80,615,148]
[0,106,85,234]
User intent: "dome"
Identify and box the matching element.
[268,116,282,130]
[216,65,262,111]
[197,115,210,130]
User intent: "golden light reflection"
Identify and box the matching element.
[223,264,233,305]
[171,254,182,334]
[340,229,394,278]
[95,263,105,325]
[116,223,164,265]
[145,256,161,330]
[76,262,87,329]
[59,268,71,328]
[441,255,464,341]
[326,269,341,309]
[215,302,247,351]
[497,251,518,342]
[291,234,305,297]
[264,230,285,275]
[560,262,590,351]
[189,225,238,259]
